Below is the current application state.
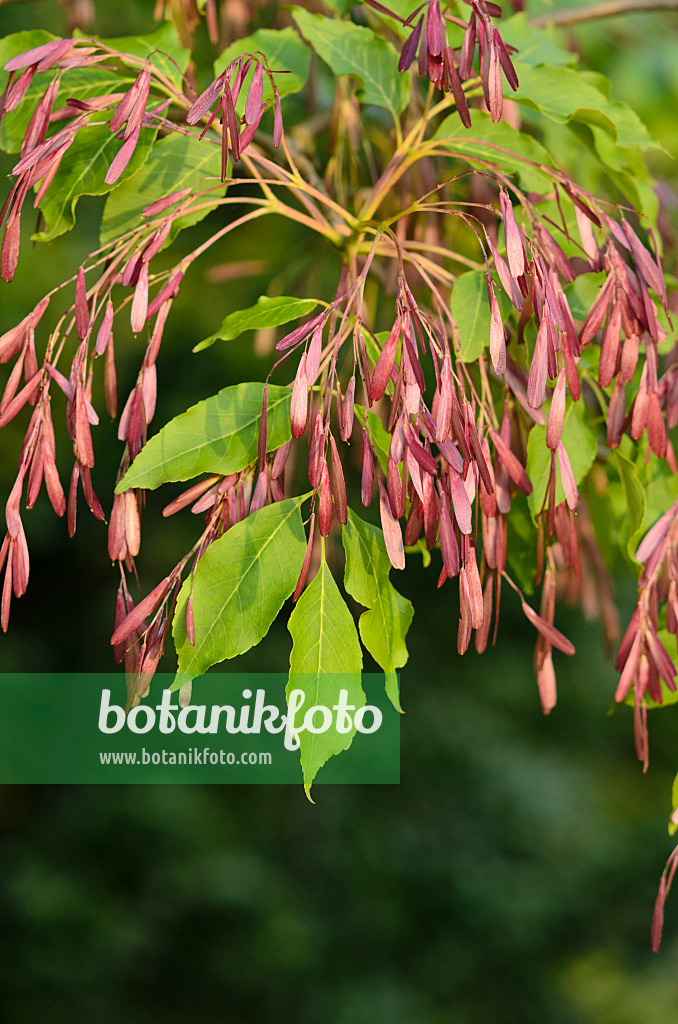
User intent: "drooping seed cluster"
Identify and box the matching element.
[393,0,519,125]
[0,14,675,746]
[0,36,287,686]
[266,180,674,722]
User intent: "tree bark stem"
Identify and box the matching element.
[531,0,678,30]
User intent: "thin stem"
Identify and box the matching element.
[248,150,359,229]
[531,0,678,27]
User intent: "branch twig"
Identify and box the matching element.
[531,0,678,29]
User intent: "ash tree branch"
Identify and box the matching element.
[531,0,678,29]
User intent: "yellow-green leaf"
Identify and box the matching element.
[287,552,364,789]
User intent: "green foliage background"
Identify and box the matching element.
[1,0,678,1019]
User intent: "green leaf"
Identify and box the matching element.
[506,493,538,595]
[513,64,662,153]
[172,495,309,679]
[405,537,431,567]
[215,27,310,102]
[450,271,491,363]
[671,770,678,836]
[343,509,413,712]
[526,401,597,518]
[194,296,321,353]
[567,120,660,223]
[611,450,646,560]
[635,445,678,537]
[33,123,156,242]
[287,552,364,789]
[117,382,292,492]
[291,7,409,120]
[432,110,555,193]
[317,0,354,13]
[563,272,607,322]
[83,22,190,88]
[100,132,225,249]
[501,13,578,69]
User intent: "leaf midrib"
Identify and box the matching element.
[121,388,290,489]
[182,497,304,674]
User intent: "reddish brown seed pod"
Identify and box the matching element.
[258,384,268,473]
[607,378,626,450]
[521,600,575,656]
[448,470,472,536]
[307,411,324,489]
[489,428,532,496]
[290,353,308,439]
[340,377,355,442]
[487,273,506,376]
[361,427,374,508]
[369,316,401,404]
[443,48,471,128]
[500,190,525,280]
[536,649,557,715]
[399,15,423,72]
[306,323,323,385]
[438,493,459,579]
[293,512,315,602]
[249,470,268,515]
[475,574,494,654]
[110,576,171,646]
[436,353,453,444]
[598,304,622,388]
[620,333,640,384]
[329,434,348,526]
[580,276,613,346]
[647,390,667,458]
[130,261,149,334]
[404,422,438,477]
[615,630,641,703]
[465,546,484,630]
[273,89,283,148]
[271,439,291,481]
[457,568,472,654]
[494,27,519,91]
[423,472,439,550]
[378,477,405,570]
[74,266,89,341]
[245,61,264,125]
[404,495,424,546]
[318,461,333,538]
[105,125,141,186]
[631,364,650,440]
[459,12,476,79]
[527,317,549,409]
[426,0,444,57]
[546,370,566,451]
[387,455,402,520]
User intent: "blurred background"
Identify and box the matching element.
[1,0,678,1020]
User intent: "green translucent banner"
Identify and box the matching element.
[0,674,400,784]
